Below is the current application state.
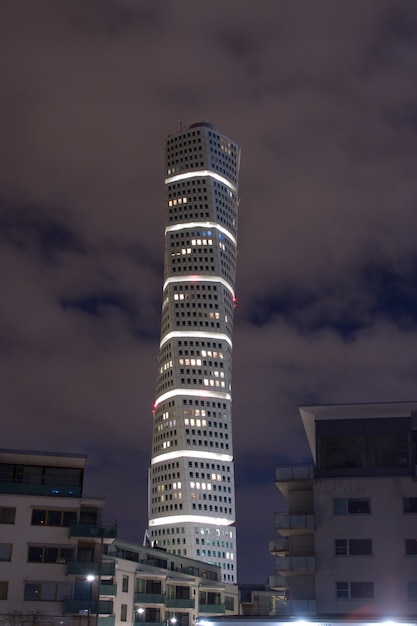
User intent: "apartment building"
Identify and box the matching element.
[0,449,117,626]
[270,401,417,619]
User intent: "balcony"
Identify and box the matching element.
[100,583,117,596]
[98,618,115,626]
[63,600,113,615]
[269,536,289,555]
[66,561,116,576]
[274,513,314,535]
[165,598,195,609]
[268,574,288,590]
[275,465,315,497]
[275,555,316,574]
[199,604,226,614]
[134,592,165,604]
[69,522,117,542]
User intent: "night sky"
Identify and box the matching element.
[1,1,417,583]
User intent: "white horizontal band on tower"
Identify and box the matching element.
[149,514,234,527]
[163,274,235,297]
[165,221,237,248]
[159,330,232,350]
[152,449,233,465]
[154,387,232,408]
[165,170,238,194]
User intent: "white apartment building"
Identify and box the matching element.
[270,401,417,620]
[0,449,117,626]
[0,449,237,626]
[106,539,238,626]
[148,122,240,582]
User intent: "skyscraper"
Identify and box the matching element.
[147,122,240,583]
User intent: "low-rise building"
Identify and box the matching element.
[0,449,237,626]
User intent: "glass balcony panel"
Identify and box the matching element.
[134,592,165,603]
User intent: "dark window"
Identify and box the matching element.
[336,581,374,599]
[0,544,12,561]
[334,498,371,515]
[121,604,127,622]
[351,582,374,598]
[0,582,8,600]
[335,539,372,556]
[407,582,417,599]
[403,498,417,513]
[28,546,74,563]
[122,576,129,592]
[31,509,77,527]
[406,539,417,555]
[0,507,16,524]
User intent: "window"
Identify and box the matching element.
[0,544,12,561]
[225,595,235,610]
[335,539,372,556]
[24,582,72,601]
[403,498,417,513]
[405,539,417,555]
[122,576,129,592]
[121,604,128,622]
[31,509,78,527]
[27,546,74,563]
[408,582,417,599]
[0,507,15,524]
[336,581,374,599]
[0,581,8,600]
[334,498,371,515]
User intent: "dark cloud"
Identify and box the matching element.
[1,0,416,582]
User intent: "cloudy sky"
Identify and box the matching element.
[1,0,417,583]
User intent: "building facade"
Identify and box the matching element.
[0,449,117,626]
[148,123,240,582]
[106,539,238,626]
[0,449,238,626]
[270,402,417,619]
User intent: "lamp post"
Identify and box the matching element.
[86,574,95,626]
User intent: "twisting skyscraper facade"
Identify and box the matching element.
[148,122,240,583]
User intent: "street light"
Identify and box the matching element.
[86,575,96,626]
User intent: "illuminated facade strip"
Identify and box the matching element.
[154,387,232,408]
[165,170,238,194]
[163,275,235,298]
[151,449,233,465]
[149,514,233,527]
[160,330,232,350]
[165,221,237,248]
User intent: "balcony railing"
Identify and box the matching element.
[269,536,289,554]
[199,603,226,614]
[63,600,113,615]
[165,598,195,609]
[98,618,115,626]
[69,522,117,541]
[274,598,316,616]
[275,555,316,574]
[100,583,117,596]
[66,560,116,576]
[275,465,315,482]
[134,592,165,604]
[274,513,314,534]
[268,574,288,590]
